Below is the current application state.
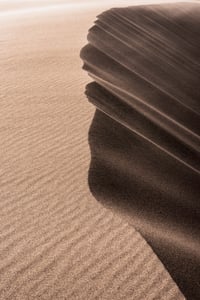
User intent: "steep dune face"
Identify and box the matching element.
[81,2,200,299]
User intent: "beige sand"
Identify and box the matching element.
[0,1,185,299]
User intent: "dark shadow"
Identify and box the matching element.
[80,2,200,299]
[88,105,200,300]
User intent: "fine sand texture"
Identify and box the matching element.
[0,1,187,299]
[81,2,200,300]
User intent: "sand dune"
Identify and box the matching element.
[81,2,200,299]
[0,1,186,299]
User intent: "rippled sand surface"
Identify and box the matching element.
[0,1,187,299]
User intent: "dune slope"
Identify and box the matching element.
[81,2,200,299]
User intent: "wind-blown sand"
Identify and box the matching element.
[0,1,187,299]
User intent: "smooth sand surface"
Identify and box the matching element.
[0,1,185,299]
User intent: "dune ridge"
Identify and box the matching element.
[81,2,200,299]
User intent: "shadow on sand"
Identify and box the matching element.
[88,104,200,300]
[80,3,200,299]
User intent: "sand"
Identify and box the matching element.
[0,1,186,299]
